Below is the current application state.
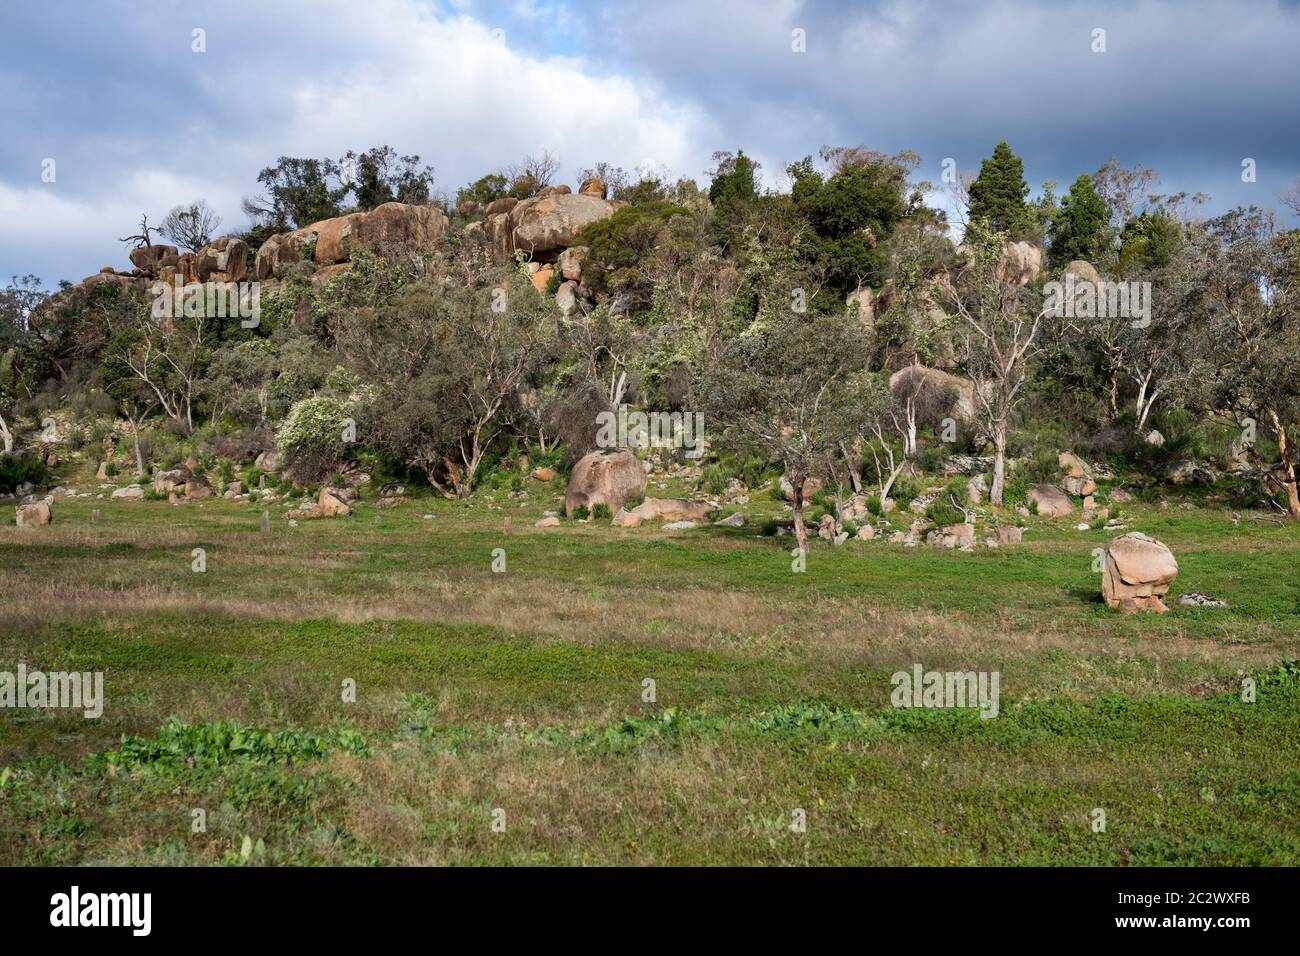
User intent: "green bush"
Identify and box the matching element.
[890,475,922,506]
[702,463,729,496]
[1024,447,1060,484]
[572,505,590,520]
[759,517,779,536]
[1001,473,1029,508]
[0,454,50,494]
[926,478,968,526]
[275,396,351,485]
[592,502,613,520]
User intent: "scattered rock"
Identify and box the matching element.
[184,476,213,500]
[1102,532,1178,613]
[554,280,579,315]
[845,286,874,326]
[926,523,976,549]
[110,484,145,500]
[1062,474,1097,497]
[534,516,561,527]
[662,520,697,530]
[530,467,557,482]
[1058,451,1091,478]
[889,364,978,427]
[152,467,191,494]
[779,475,822,502]
[15,501,51,527]
[1167,460,1214,487]
[319,487,353,517]
[714,512,746,527]
[557,246,587,281]
[943,455,995,477]
[1028,484,1074,517]
[996,525,1023,545]
[1178,592,1227,608]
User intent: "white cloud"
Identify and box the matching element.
[1,0,717,284]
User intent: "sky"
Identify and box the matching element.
[2,0,1298,287]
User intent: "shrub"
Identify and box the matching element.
[0,454,50,494]
[760,517,779,536]
[890,475,922,506]
[917,441,947,475]
[591,502,613,520]
[926,478,968,526]
[275,396,351,486]
[1001,473,1029,508]
[702,463,729,496]
[571,504,590,521]
[1023,447,1060,484]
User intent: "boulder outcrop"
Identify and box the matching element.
[255,202,448,279]
[565,449,646,517]
[1028,484,1073,517]
[511,194,616,259]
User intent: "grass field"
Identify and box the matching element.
[2,470,1298,865]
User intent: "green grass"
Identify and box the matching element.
[1,477,1298,865]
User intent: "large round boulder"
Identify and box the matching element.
[512,194,616,258]
[15,500,52,527]
[888,364,978,428]
[1102,532,1178,612]
[565,449,646,517]
[1027,484,1073,517]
